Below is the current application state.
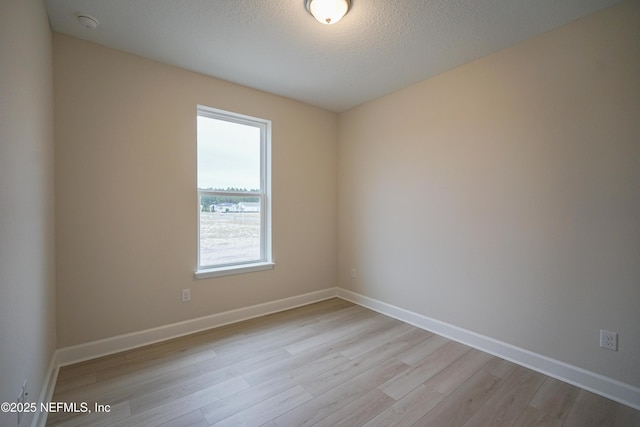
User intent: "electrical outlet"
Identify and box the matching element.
[350,268,356,279]
[600,330,617,351]
[181,288,191,302]
[17,380,27,424]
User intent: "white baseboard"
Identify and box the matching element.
[56,287,337,367]
[336,288,640,411]
[31,354,59,427]
[37,285,639,420]
[33,287,337,427]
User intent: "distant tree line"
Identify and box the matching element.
[199,188,259,207]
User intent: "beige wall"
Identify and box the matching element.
[54,35,338,347]
[338,0,640,387]
[8,0,633,407]
[0,0,56,425]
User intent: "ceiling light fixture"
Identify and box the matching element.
[305,0,351,25]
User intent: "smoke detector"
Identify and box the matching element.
[76,14,99,30]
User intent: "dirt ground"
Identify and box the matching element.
[199,212,261,266]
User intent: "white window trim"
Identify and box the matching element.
[194,105,273,279]
[194,261,275,279]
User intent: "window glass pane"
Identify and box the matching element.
[196,106,270,274]
[199,195,261,266]
[197,116,261,191]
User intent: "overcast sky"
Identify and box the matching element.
[197,115,260,190]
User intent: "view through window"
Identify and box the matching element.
[197,106,271,272]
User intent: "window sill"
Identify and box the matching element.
[194,262,275,280]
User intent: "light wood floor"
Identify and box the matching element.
[47,298,640,426]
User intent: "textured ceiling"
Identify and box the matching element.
[45,0,622,112]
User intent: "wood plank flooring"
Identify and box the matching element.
[46,298,640,426]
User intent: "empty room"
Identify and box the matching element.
[1,0,639,426]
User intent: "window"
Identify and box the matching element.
[195,106,272,278]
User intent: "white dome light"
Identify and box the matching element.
[305,0,351,25]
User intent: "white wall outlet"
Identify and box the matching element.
[181,288,191,302]
[17,380,27,424]
[600,330,617,351]
[350,268,356,279]
[18,380,27,405]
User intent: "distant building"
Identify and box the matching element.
[215,203,239,213]
[238,202,260,212]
